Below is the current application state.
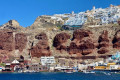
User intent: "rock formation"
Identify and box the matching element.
[98,30,109,54]
[68,29,96,55]
[53,29,97,56]
[15,33,27,52]
[0,17,120,63]
[1,20,25,31]
[30,33,51,58]
[113,30,120,48]
[53,33,70,51]
[0,30,14,51]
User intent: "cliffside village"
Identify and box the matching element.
[63,5,120,30]
[39,4,120,27]
[0,5,120,73]
[0,51,120,73]
[65,4,120,25]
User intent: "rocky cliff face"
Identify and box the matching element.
[1,20,25,31]
[0,30,28,62]
[52,26,120,61]
[69,29,96,55]
[1,18,120,63]
[53,33,70,51]
[53,29,97,56]
[113,30,120,48]
[28,15,64,30]
[15,33,27,52]
[98,30,110,54]
[0,30,14,51]
[30,33,51,58]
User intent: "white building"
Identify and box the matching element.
[65,5,120,26]
[12,59,19,64]
[109,65,119,70]
[40,56,55,65]
[65,12,87,25]
[78,64,88,70]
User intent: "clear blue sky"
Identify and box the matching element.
[0,0,120,27]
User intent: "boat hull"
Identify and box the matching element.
[93,69,120,73]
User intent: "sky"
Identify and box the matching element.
[0,0,120,27]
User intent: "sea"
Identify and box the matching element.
[0,72,120,80]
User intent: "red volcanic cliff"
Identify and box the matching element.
[30,33,51,58]
[68,29,96,55]
[0,27,119,60]
[1,19,120,62]
[15,33,27,52]
[53,33,70,51]
[98,30,110,54]
[0,30,14,51]
[113,30,120,48]
[0,30,14,62]
[72,29,92,40]
[53,29,97,56]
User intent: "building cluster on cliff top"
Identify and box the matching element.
[65,4,120,26]
[40,4,120,29]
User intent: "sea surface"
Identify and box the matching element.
[0,72,120,80]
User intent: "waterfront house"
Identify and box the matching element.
[2,61,11,72]
[23,60,32,71]
[30,63,40,72]
[78,64,88,70]
[57,58,66,66]
[0,66,4,72]
[49,65,55,71]
[40,56,55,66]
[11,59,20,72]
[109,65,119,70]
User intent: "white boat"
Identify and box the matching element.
[66,71,73,73]
[18,70,23,73]
[82,70,95,73]
[103,72,111,75]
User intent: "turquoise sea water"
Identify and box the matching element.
[0,72,120,80]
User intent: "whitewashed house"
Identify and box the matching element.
[65,12,87,26]
[65,5,120,26]
[40,56,55,66]
[109,65,119,70]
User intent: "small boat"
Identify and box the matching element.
[82,70,95,73]
[18,70,23,73]
[66,71,73,73]
[103,72,111,75]
[64,70,73,73]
